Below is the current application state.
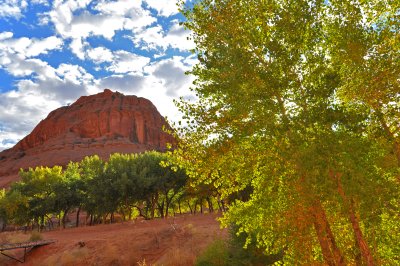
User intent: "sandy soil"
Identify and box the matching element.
[0,213,227,266]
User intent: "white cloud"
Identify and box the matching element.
[56,63,93,85]
[48,0,156,58]
[0,0,27,19]
[98,74,146,94]
[94,0,142,16]
[145,0,180,17]
[0,31,13,40]
[130,19,194,52]
[87,46,114,63]
[106,50,150,74]
[69,38,86,60]
[25,36,63,57]
[146,56,193,96]
[31,0,48,4]
[0,53,57,78]
[0,88,64,150]
[132,25,165,50]
[0,41,93,101]
[164,19,194,51]
[0,35,63,59]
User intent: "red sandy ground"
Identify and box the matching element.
[1,213,227,266]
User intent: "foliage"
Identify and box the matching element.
[175,0,400,264]
[0,151,194,229]
[195,238,229,266]
[227,225,283,266]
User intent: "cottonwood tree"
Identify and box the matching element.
[133,151,187,219]
[53,162,85,227]
[175,0,399,264]
[14,166,64,230]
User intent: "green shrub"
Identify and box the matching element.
[227,226,284,266]
[195,238,229,266]
[29,231,43,241]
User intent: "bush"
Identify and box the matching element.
[227,226,284,266]
[195,238,229,266]
[29,231,43,241]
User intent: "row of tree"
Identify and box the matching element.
[0,151,221,231]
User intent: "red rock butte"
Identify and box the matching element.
[0,89,175,187]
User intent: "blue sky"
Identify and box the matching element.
[0,0,196,151]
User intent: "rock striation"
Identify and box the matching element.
[0,89,175,187]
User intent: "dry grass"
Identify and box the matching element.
[0,231,37,266]
[0,231,43,244]
[155,220,225,266]
[99,243,124,265]
[41,246,89,266]
[12,214,227,266]
[0,231,30,244]
[29,231,43,241]
[162,247,196,266]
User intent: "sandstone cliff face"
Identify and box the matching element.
[0,89,175,187]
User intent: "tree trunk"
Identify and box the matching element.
[219,198,226,212]
[76,206,81,227]
[134,205,149,220]
[216,200,222,212]
[157,200,165,218]
[40,216,45,232]
[193,200,198,214]
[376,109,400,166]
[313,218,336,266]
[187,201,193,214]
[311,201,346,266]
[348,199,375,266]
[1,218,6,232]
[206,197,214,213]
[178,200,182,215]
[165,200,170,218]
[332,171,375,266]
[394,141,400,167]
[151,194,159,219]
[62,208,70,229]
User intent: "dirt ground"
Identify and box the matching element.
[0,213,227,266]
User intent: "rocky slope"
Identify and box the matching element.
[0,89,175,187]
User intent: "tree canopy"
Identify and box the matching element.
[0,152,197,230]
[175,0,399,264]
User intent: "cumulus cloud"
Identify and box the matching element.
[0,60,96,150]
[0,88,64,149]
[98,74,146,94]
[0,35,63,59]
[31,0,49,4]
[0,0,27,19]
[0,39,94,101]
[145,0,181,17]
[130,19,194,52]
[48,0,155,59]
[106,50,150,74]
[0,31,13,40]
[164,19,194,51]
[26,36,63,57]
[146,56,194,97]
[93,0,142,16]
[86,46,114,63]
